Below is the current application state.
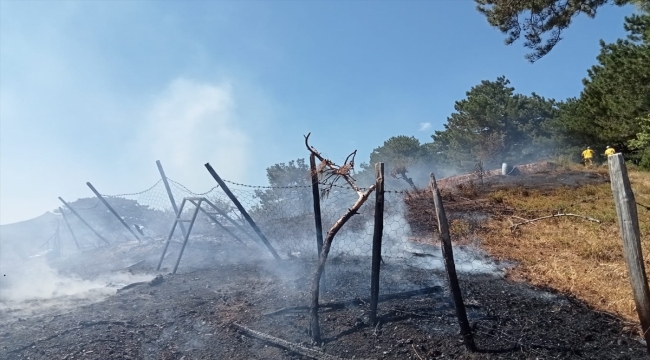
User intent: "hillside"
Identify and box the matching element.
[0,212,60,262]
[406,162,649,329]
[0,162,648,359]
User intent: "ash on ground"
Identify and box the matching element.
[0,237,646,360]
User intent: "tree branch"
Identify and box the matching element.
[232,322,364,360]
[510,213,601,230]
[304,132,362,194]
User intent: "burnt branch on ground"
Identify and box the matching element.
[232,322,358,360]
[510,213,601,231]
[263,287,444,316]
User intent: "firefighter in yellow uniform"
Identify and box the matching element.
[604,146,615,157]
[582,147,595,167]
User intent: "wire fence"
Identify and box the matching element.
[55,171,499,301]
[37,160,647,358]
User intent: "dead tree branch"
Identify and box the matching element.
[412,344,424,360]
[263,286,443,316]
[309,186,375,342]
[511,213,601,230]
[390,165,417,191]
[305,132,360,195]
[232,323,363,360]
[637,202,650,211]
[304,132,376,343]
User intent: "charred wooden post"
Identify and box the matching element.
[205,163,281,260]
[310,154,326,289]
[429,173,476,352]
[53,221,61,256]
[58,197,111,246]
[86,182,141,242]
[608,153,650,352]
[156,160,188,238]
[310,154,325,258]
[59,206,81,250]
[369,162,385,325]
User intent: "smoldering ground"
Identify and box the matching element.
[2,237,644,359]
[0,162,643,359]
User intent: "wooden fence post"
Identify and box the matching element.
[608,153,650,352]
[310,154,325,256]
[204,163,281,260]
[310,154,326,290]
[58,197,111,246]
[86,182,141,242]
[369,162,385,325]
[157,160,188,238]
[59,206,81,250]
[430,173,476,352]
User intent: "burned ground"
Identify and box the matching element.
[0,238,647,360]
[1,165,646,359]
[404,168,610,237]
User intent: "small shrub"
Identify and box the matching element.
[450,219,472,237]
[489,190,507,203]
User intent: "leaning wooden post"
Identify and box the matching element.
[59,206,81,250]
[54,220,61,256]
[58,197,111,246]
[205,163,281,260]
[430,173,476,352]
[608,153,650,352]
[369,162,385,325]
[86,182,141,242]
[156,160,188,238]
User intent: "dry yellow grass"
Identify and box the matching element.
[478,165,650,325]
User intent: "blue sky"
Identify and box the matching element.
[0,0,636,224]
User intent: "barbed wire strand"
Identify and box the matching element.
[99,179,163,198]
[168,178,220,196]
[219,178,406,194]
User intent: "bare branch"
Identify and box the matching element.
[304,132,362,194]
[510,213,601,230]
[232,322,357,360]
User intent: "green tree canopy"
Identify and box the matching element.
[264,158,311,188]
[475,0,635,62]
[360,136,435,188]
[368,136,428,167]
[551,13,650,162]
[431,76,558,170]
[253,158,312,214]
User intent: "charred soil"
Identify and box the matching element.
[0,249,646,360]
